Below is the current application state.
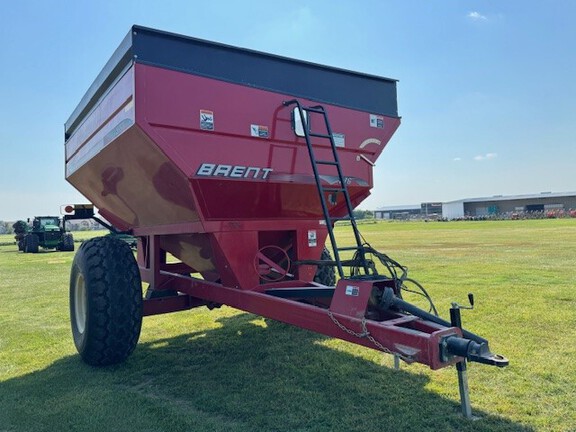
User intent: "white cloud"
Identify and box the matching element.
[453,157,462,162]
[468,11,487,21]
[474,153,498,161]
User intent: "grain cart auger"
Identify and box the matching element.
[64,25,508,417]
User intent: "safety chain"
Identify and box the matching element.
[327,311,410,362]
[328,310,370,338]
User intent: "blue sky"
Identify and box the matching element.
[1,1,574,220]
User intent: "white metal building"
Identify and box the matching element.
[375,192,576,220]
[442,191,576,219]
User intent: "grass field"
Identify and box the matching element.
[0,220,575,431]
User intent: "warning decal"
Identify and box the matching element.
[345,285,360,296]
[369,114,384,129]
[200,110,214,131]
[333,133,345,147]
[250,124,269,138]
[308,230,317,247]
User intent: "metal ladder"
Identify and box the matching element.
[283,99,373,279]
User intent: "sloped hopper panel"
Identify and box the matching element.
[67,125,200,230]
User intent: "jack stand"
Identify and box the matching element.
[455,356,472,418]
[393,354,400,370]
[450,294,474,419]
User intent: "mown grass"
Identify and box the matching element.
[0,220,574,431]
[0,230,109,247]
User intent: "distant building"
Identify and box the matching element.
[375,202,442,220]
[442,191,576,219]
[375,192,576,220]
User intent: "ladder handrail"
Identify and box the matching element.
[283,99,373,278]
[283,99,344,278]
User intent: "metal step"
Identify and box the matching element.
[308,132,332,139]
[315,160,338,166]
[323,187,345,193]
[337,246,362,252]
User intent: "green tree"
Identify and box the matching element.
[352,210,374,220]
[0,221,14,234]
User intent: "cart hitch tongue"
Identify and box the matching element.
[379,287,508,418]
[379,287,509,367]
[443,335,509,367]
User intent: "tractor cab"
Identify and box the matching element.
[34,216,61,231]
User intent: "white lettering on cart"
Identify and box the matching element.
[196,163,273,180]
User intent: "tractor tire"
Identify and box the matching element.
[61,233,75,252]
[70,236,142,366]
[314,248,336,287]
[17,240,24,251]
[24,234,39,253]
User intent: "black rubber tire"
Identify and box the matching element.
[314,248,336,286]
[70,236,143,366]
[17,240,24,251]
[24,234,39,253]
[61,233,75,252]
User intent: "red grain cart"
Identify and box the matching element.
[65,26,506,415]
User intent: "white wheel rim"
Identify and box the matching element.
[74,273,87,334]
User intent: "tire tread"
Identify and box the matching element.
[70,236,142,366]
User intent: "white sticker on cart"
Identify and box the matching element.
[369,114,384,129]
[308,230,317,247]
[333,133,345,147]
[345,285,360,296]
[250,124,269,138]
[200,109,214,131]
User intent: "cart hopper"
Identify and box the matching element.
[65,25,400,288]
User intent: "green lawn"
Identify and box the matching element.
[0,220,574,431]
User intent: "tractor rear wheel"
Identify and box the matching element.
[314,248,336,286]
[60,233,75,251]
[70,236,142,366]
[24,234,39,253]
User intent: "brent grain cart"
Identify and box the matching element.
[64,26,507,416]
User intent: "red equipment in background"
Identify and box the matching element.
[64,26,507,417]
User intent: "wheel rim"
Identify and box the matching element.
[74,273,87,334]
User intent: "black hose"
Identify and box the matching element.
[380,288,488,345]
[350,244,439,316]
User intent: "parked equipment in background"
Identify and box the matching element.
[13,216,74,253]
[64,26,508,417]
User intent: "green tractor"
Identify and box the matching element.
[13,216,74,253]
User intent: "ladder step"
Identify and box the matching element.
[323,187,345,193]
[337,246,362,252]
[308,132,332,139]
[305,106,325,114]
[315,160,338,166]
